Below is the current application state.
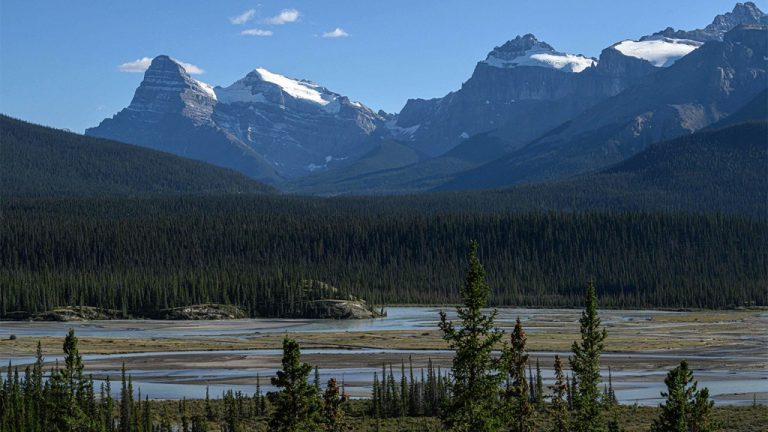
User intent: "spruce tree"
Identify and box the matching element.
[570,281,607,432]
[119,363,132,432]
[438,241,505,432]
[535,359,544,409]
[321,378,347,432]
[268,337,321,431]
[651,360,716,432]
[550,355,569,432]
[503,318,533,432]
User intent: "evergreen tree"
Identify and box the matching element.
[550,355,569,432]
[570,281,608,432]
[651,360,716,432]
[48,329,91,431]
[205,385,214,420]
[535,359,544,409]
[321,378,347,432]
[438,241,505,432]
[314,366,322,396]
[119,363,132,432]
[267,337,321,431]
[503,318,533,432]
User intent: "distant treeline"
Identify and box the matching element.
[1,196,766,315]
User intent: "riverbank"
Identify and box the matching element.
[1,308,765,406]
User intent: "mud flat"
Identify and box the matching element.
[1,307,765,405]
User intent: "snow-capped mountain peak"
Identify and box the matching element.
[215,67,340,109]
[483,34,597,73]
[612,37,703,67]
[253,68,335,106]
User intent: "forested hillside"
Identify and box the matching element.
[0,115,275,197]
[2,196,765,316]
[482,121,768,217]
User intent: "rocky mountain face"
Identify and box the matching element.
[650,1,767,42]
[212,68,385,178]
[441,25,768,191]
[89,3,767,194]
[87,56,280,182]
[390,31,690,158]
[389,3,767,160]
[87,56,386,180]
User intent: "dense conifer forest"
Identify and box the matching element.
[0,115,275,197]
[2,250,762,431]
[2,195,765,316]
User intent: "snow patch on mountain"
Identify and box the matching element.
[385,120,421,141]
[484,42,596,73]
[613,37,703,67]
[194,79,217,100]
[214,80,267,104]
[254,68,334,106]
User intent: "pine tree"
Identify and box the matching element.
[535,359,544,409]
[46,329,93,431]
[570,281,608,432]
[503,318,533,432]
[119,363,132,432]
[314,366,322,395]
[205,385,214,420]
[651,360,716,432]
[550,355,569,432]
[438,241,505,432]
[103,377,115,432]
[371,372,381,417]
[268,337,321,431]
[321,378,347,432]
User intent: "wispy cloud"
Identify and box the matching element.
[230,9,256,25]
[117,57,153,73]
[117,57,205,75]
[175,60,205,75]
[241,28,273,36]
[322,27,349,38]
[265,8,299,25]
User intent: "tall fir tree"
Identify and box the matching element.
[651,360,716,432]
[503,318,533,432]
[550,355,569,432]
[268,337,321,432]
[535,359,544,409]
[321,378,347,432]
[570,281,608,432]
[438,241,505,432]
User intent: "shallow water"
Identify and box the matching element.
[2,307,765,405]
[0,307,683,339]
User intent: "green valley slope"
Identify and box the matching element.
[1,115,274,197]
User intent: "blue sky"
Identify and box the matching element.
[1,1,764,132]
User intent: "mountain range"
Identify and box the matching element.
[75,2,768,195]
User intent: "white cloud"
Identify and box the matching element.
[117,57,153,73]
[241,28,273,36]
[175,60,205,75]
[230,9,256,25]
[265,8,299,25]
[117,57,205,75]
[322,27,349,38]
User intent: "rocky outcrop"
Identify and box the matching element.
[303,299,382,319]
[4,306,125,321]
[148,304,248,320]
